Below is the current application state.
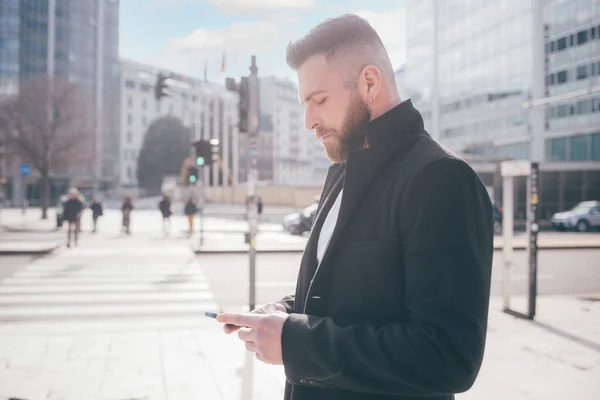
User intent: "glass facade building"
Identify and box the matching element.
[0,0,120,203]
[405,0,600,219]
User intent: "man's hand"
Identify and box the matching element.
[221,302,286,334]
[216,308,289,365]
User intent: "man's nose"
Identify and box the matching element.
[305,108,320,131]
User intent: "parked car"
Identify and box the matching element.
[492,202,503,234]
[282,203,318,235]
[550,201,600,232]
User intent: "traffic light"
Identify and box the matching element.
[193,139,216,166]
[154,72,170,102]
[187,166,199,185]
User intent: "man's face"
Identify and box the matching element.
[297,55,371,163]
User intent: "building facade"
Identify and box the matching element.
[119,59,240,193]
[258,76,328,186]
[404,0,600,219]
[0,0,120,204]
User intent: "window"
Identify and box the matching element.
[577,100,591,114]
[127,166,132,179]
[546,137,567,161]
[569,34,574,47]
[557,37,567,50]
[570,135,589,161]
[557,70,567,84]
[127,96,132,107]
[577,65,588,80]
[142,99,147,110]
[125,79,135,89]
[592,133,600,161]
[591,26,597,40]
[127,131,132,143]
[577,30,588,45]
[140,83,150,92]
[127,114,132,125]
[550,41,555,52]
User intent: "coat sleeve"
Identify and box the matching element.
[278,295,295,314]
[281,158,494,396]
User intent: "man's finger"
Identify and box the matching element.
[245,341,257,353]
[216,312,259,328]
[223,323,240,334]
[237,327,255,342]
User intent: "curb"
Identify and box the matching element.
[194,248,305,255]
[0,245,60,256]
[494,244,600,251]
[194,245,600,254]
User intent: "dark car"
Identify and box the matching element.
[282,203,318,235]
[492,202,503,234]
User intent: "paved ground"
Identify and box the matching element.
[0,230,599,399]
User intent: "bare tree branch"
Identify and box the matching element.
[1,76,93,217]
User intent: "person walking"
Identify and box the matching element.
[217,14,494,400]
[159,196,172,236]
[184,198,197,236]
[121,196,134,235]
[90,197,103,233]
[63,188,84,248]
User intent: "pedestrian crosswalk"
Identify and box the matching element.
[0,239,219,327]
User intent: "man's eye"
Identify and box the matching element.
[316,98,327,105]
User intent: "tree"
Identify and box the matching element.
[137,116,191,195]
[1,77,91,219]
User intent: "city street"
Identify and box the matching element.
[0,219,599,399]
[200,249,600,311]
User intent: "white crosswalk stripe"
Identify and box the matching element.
[0,240,218,324]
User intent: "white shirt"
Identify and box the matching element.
[316,189,343,264]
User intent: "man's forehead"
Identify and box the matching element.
[297,54,335,101]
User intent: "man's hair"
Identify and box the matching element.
[286,14,394,81]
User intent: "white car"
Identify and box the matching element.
[550,201,600,232]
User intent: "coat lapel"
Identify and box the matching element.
[301,164,345,279]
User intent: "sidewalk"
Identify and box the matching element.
[0,208,61,255]
[0,295,598,400]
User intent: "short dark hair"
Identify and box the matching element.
[286,14,391,77]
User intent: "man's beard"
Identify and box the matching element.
[317,92,371,163]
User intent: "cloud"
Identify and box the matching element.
[153,19,288,78]
[354,9,406,69]
[211,0,315,14]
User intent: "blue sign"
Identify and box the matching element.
[19,163,32,177]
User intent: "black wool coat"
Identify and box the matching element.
[277,100,494,400]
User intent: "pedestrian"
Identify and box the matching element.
[63,188,84,248]
[184,198,197,235]
[159,195,172,236]
[90,197,103,233]
[121,195,134,235]
[216,14,494,400]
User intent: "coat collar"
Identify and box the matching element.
[311,99,426,276]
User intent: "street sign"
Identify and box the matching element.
[19,163,32,177]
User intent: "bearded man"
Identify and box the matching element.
[217,14,494,400]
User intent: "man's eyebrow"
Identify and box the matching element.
[299,89,326,104]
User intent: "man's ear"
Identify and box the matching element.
[359,65,382,103]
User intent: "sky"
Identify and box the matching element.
[119,0,406,84]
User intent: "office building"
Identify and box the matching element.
[258,76,328,186]
[0,0,120,204]
[119,59,239,192]
[404,0,600,219]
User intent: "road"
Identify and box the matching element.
[198,249,600,312]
